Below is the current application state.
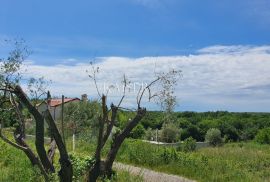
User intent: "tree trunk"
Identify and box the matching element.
[44,110,73,182]
[104,108,146,176]
[15,136,50,181]
[13,86,55,172]
[88,161,101,182]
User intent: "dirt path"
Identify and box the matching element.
[113,162,196,182]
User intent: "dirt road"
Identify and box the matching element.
[114,162,196,182]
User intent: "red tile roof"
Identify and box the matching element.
[49,98,80,107]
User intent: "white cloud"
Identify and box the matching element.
[21,45,270,111]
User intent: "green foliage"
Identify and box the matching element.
[205,128,223,146]
[116,111,136,129]
[160,122,180,143]
[255,128,270,144]
[144,128,156,140]
[117,139,270,182]
[0,105,17,127]
[0,139,45,182]
[130,124,146,139]
[112,110,270,143]
[181,137,197,152]
[64,100,101,138]
[140,111,163,129]
[69,154,95,181]
[2,135,270,182]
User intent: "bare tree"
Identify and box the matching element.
[86,64,181,181]
[0,40,180,182]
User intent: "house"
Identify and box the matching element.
[37,94,87,121]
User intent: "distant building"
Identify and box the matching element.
[37,96,85,121]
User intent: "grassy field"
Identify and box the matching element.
[116,140,270,182]
[0,134,142,182]
[1,135,270,182]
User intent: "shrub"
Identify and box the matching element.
[255,128,270,144]
[181,137,196,152]
[130,124,146,139]
[161,123,180,143]
[205,128,222,146]
[69,154,95,180]
[144,128,156,141]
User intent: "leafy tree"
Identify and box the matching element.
[255,128,270,144]
[160,122,180,143]
[205,128,223,146]
[130,123,146,139]
[64,100,100,138]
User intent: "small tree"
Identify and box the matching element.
[64,100,100,139]
[255,128,270,144]
[181,137,196,152]
[161,122,180,143]
[205,128,223,146]
[130,123,146,139]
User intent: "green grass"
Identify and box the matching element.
[0,140,45,182]
[115,140,270,182]
[1,134,270,182]
[0,135,141,182]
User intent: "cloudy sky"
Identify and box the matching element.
[1,0,270,112]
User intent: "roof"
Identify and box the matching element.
[49,98,80,107]
[37,98,80,107]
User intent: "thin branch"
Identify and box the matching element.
[137,77,160,108]
[0,127,27,151]
[87,62,101,97]
[117,74,128,108]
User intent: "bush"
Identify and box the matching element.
[160,123,180,143]
[181,137,196,152]
[255,128,270,144]
[130,124,146,139]
[69,154,95,180]
[205,128,222,146]
[144,128,156,141]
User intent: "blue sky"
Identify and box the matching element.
[1,0,270,112]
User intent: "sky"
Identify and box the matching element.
[1,0,270,112]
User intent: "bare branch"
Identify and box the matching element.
[87,62,101,98]
[117,74,129,108]
[137,77,160,108]
[0,128,27,151]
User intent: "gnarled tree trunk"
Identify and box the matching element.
[87,95,146,181]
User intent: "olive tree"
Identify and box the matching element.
[0,40,73,182]
[86,63,181,181]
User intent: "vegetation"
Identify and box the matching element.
[255,127,270,144]
[180,137,197,152]
[2,136,270,182]
[0,41,181,181]
[127,111,270,143]
[205,128,223,146]
[160,122,180,143]
[2,41,270,182]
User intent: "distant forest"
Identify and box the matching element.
[117,111,270,142]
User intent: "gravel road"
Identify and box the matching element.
[113,162,196,182]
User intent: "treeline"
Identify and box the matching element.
[118,111,270,142]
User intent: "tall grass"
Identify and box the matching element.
[0,137,141,182]
[116,140,270,182]
[0,141,44,182]
[1,135,270,182]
